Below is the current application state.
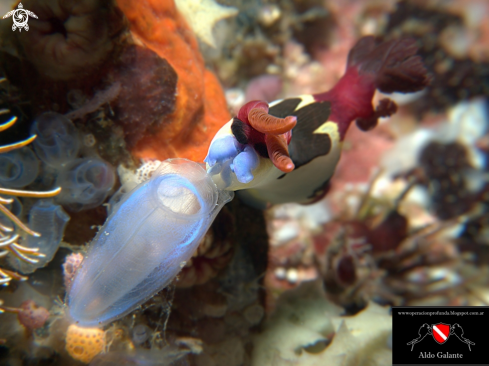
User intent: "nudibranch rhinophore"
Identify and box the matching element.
[205,36,432,208]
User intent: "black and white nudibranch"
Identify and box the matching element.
[205,36,432,208]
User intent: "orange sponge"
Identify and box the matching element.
[65,324,105,363]
[116,0,230,162]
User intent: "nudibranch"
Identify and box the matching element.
[205,36,432,208]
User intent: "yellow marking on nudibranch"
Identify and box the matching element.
[294,95,315,111]
[313,121,340,144]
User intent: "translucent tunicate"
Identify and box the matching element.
[0,197,22,232]
[0,147,39,188]
[31,112,80,167]
[9,199,70,274]
[55,157,116,211]
[68,159,234,326]
[132,324,151,345]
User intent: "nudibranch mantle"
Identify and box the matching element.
[206,95,342,207]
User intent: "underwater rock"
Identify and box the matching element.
[175,0,238,48]
[252,280,391,366]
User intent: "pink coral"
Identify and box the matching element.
[17,300,50,331]
[63,253,84,291]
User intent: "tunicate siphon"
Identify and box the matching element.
[31,112,80,167]
[132,324,151,345]
[0,147,39,188]
[55,157,116,211]
[68,159,233,326]
[9,199,70,274]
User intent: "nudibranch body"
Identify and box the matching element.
[205,36,431,208]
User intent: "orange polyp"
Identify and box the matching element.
[116,0,230,162]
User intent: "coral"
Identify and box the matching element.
[175,0,238,48]
[116,0,231,162]
[0,299,50,331]
[0,105,61,286]
[13,0,125,81]
[65,324,106,364]
[16,300,50,331]
[62,252,84,290]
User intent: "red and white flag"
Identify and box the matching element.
[432,323,451,344]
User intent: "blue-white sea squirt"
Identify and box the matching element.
[67,159,233,326]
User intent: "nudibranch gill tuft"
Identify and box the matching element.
[205,36,432,208]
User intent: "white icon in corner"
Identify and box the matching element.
[2,3,38,32]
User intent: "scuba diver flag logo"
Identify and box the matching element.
[2,3,38,32]
[432,323,450,344]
